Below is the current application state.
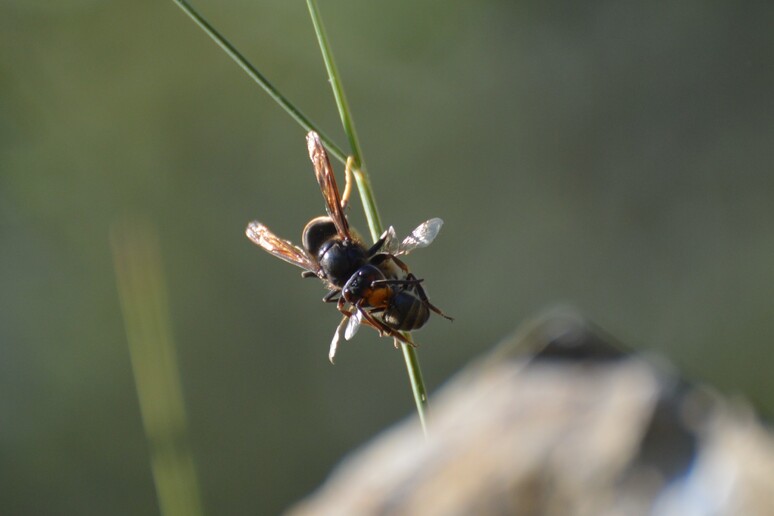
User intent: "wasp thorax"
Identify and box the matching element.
[316,241,365,285]
[301,216,361,285]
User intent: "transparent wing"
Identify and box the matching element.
[344,308,363,341]
[329,315,349,364]
[245,221,320,275]
[395,218,444,256]
[380,226,400,255]
[306,131,351,240]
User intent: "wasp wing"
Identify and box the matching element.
[306,131,351,240]
[380,226,400,255]
[344,308,363,341]
[246,221,321,276]
[387,218,444,256]
[329,315,349,364]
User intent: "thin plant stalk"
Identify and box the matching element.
[174,0,431,436]
[173,0,347,165]
[306,0,429,436]
[111,219,205,516]
[305,0,382,239]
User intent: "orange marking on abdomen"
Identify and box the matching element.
[366,287,391,308]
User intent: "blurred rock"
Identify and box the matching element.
[287,310,774,516]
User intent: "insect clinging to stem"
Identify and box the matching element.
[246,131,451,362]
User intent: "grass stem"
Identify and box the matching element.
[306,0,429,436]
[111,218,205,516]
[173,0,347,165]
[174,0,431,437]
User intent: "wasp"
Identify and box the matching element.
[246,131,451,362]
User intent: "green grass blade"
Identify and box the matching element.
[305,0,383,240]
[173,0,431,437]
[306,0,429,437]
[173,0,348,165]
[111,218,206,516]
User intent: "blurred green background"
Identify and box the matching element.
[1,0,772,514]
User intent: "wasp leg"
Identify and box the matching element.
[340,299,387,336]
[357,306,417,347]
[389,255,411,274]
[323,289,342,303]
[365,235,389,257]
[340,156,356,210]
[301,271,317,279]
[407,273,454,321]
[336,296,354,316]
[337,297,415,347]
[368,252,389,265]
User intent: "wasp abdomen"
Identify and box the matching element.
[382,292,430,331]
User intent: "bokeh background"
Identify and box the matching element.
[1,0,772,514]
